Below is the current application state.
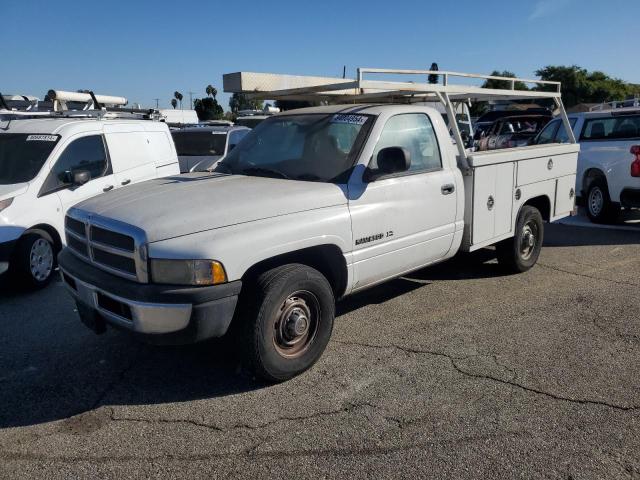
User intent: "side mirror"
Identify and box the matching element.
[366,147,411,181]
[72,170,91,185]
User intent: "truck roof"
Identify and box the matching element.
[274,103,439,117]
[0,117,169,135]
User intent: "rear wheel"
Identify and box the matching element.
[12,231,57,289]
[586,177,618,224]
[240,264,335,382]
[496,206,544,273]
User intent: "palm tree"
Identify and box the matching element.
[171,98,177,109]
[174,91,184,109]
[206,85,217,99]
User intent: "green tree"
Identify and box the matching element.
[206,85,217,99]
[229,93,263,113]
[482,71,529,91]
[173,91,183,109]
[535,65,640,107]
[170,98,177,109]
[194,97,224,120]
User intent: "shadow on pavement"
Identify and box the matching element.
[545,222,640,247]
[4,222,635,429]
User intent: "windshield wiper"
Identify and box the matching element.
[240,166,290,180]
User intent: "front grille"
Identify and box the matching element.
[65,217,86,238]
[92,248,137,275]
[65,209,148,282]
[67,235,89,258]
[90,226,135,252]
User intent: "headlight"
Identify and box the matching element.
[0,198,13,213]
[150,259,227,286]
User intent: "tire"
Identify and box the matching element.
[11,231,57,289]
[240,264,335,382]
[496,206,544,273]
[586,177,618,224]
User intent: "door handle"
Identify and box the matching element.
[441,184,455,195]
[103,185,114,192]
[121,179,131,186]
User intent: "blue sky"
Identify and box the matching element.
[1,0,636,110]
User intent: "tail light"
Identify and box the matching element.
[631,145,640,177]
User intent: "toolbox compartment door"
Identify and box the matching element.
[554,174,577,217]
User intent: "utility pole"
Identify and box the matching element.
[188,91,195,109]
[153,98,159,109]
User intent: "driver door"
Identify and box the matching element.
[348,112,458,290]
[46,134,116,217]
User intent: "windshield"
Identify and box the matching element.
[0,134,59,185]
[172,131,228,156]
[216,113,374,182]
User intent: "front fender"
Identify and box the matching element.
[147,205,353,281]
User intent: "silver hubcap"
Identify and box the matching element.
[589,187,604,216]
[520,222,537,261]
[273,291,320,358]
[30,238,53,282]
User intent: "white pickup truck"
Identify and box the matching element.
[58,69,579,381]
[0,104,180,287]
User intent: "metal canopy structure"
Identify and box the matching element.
[223,67,576,163]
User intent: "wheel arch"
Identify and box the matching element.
[241,244,348,298]
[582,168,607,197]
[520,195,551,222]
[24,224,62,252]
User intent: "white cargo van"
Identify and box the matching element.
[0,113,179,287]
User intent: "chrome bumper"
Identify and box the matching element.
[60,268,192,335]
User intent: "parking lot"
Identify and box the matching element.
[0,215,639,479]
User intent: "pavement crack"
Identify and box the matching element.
[334,340,638,412]
[109,401,378,433]
[537,263,639,287]
[90,349,141,411]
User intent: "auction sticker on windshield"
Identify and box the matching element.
[331,114,368,125]
[26,135,58,142]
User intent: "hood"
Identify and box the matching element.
[75,173,348,242]
[0,183,29,201]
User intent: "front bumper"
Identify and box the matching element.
[58,248,242,345]
[0,239,18,275]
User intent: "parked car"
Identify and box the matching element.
[0,115,180,288]
[171,126,250,172]
[532,108,640,222]
[476,114,552,151]
[473,107,551,143]
[59,98,578,381]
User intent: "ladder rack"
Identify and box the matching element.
[223,67,575,164]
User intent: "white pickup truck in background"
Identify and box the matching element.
[58,69,579,382]
[0,92,180,287]
[533,107,640,223]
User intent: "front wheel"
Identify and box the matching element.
[496,206,544,273]
[12,231,57,289]
[241,264,335,382]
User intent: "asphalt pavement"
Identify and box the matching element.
[1,215,639,479]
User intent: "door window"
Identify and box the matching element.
[42,135,109,193]
[555,118,577,143]
[372,114,441,173]
[534,120,559,144]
